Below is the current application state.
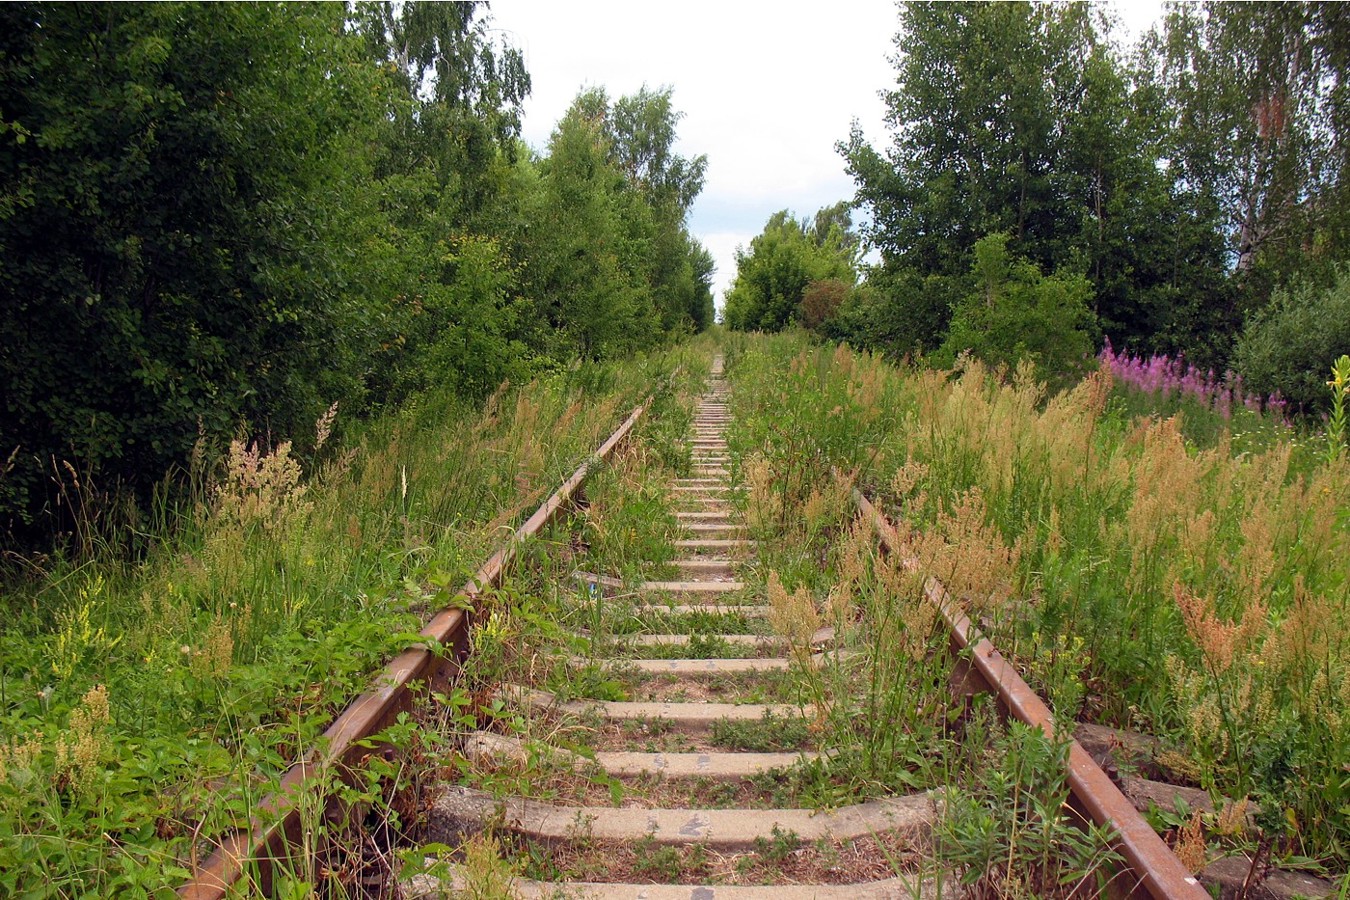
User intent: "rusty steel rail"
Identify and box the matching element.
[180,401,651,899]
[855,490,1209,900]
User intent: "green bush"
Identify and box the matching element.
[938,234,1096,382]
[724,210,856,332]
[829,266,960,359]
[1234,268,1350,415]
[0,3,383,541]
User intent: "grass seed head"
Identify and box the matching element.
[767,570,820,651]
[745,455,781,534]
[0,733,44,789]
[214,440,310,533]
[189,618,234,680]
[931,487,1020,612]
[889,458,929,500]
[54,685,110,795]
[1173,583,1239,675]
[1172,811,1208,873]
[314,401,338,452]
[1214,797,1250,837]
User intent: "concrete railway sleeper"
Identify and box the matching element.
[182,354,1310,898]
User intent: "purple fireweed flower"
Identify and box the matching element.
[1098,341,1284,421]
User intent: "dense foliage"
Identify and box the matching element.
[523,87,712,359]
[1233,267,1350,412]
[936,233,1095,383]
[723,1,1350,412]
[722,205,858,332]
[0,2,713,546]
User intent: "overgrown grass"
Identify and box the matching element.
[0,344,710,896]
[396,337,1128,894]
[724,330,1349,875]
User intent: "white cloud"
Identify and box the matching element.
[697,230,751,311]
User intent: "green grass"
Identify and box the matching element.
[600,608,768,636]
[710,710,812,752]
[0,344,713,895]
[611,634,774,660]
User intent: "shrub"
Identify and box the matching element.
[830,266,960,358]
[938,234,1096,382]
[724,210,855,332]
[799,278,851,331]
[1234,268,1350,415]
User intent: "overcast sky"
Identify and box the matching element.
[487,1,1162,310]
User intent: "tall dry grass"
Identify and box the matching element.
[728,330,1349,870]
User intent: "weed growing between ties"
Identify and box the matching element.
[728,362,977,809]
[500,829,926,886]
[384,360,712,854]
[725,332,1349,876]
[710,710,813,752]
[768,485,1119,894]
[576,442,684,585]
[0,344,705,893]
[939,718,1122,899]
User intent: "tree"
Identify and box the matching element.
[604,86,712,334]
[0,3,389,539]
[938,234,1096,381]
[345,0,538,406]
[517,87,712,359]
[350,0,530,211]
[830,266,962,358]
[841,2,1064,275]
[686,238,718,331]
[0,4,716,547]
[801,279,851,331]
[724,209,857,332]
[527,100,649,360]
[1144,3,1350,283]
[840,1,1235,367]
[807,201,862,257]
[610,88,707,213]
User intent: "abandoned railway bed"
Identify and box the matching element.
[181,355,1333,900]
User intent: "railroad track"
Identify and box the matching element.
[184,354,1313,898]
[417,356,946,898]
[404,356,1212,899]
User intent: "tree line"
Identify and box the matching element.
[727,1,1350,406]
[0,2,713,546]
